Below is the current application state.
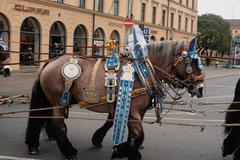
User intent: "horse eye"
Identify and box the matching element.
[182,51,188,58]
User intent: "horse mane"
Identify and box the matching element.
[147,40,184,66]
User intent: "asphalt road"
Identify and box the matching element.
[0,71,239,160]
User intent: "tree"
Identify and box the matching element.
[197,14,232,57]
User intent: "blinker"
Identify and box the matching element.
[182,51,188,58]
[185,66,193,74]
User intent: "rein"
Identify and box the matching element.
[152,64,189,87]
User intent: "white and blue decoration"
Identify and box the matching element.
[113,63,135,145]
[188,38,203,71]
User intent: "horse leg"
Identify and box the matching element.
[111,116,143,160]
[92,113,114,147]
[222,128,240,157]
[25,79,51,155]
[47,107,78,160]
[233,146,240,160]
[45,119,67,141]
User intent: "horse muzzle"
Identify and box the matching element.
[188,82,204,98]
[0,65,12,77]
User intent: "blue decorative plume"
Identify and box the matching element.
[188,38,203,71]
[188,37,197,57]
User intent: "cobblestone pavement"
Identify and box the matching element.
[0,65,239,96]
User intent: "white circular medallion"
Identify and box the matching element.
[62,63,81,79]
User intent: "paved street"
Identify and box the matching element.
[0,66,239,160]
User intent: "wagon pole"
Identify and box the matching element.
[1,113,240,129]
[1,105,240,130]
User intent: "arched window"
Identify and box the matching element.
[93,28,105,56]
[49,21,66,58]
[0,13,10,51]
[20,17,40,65]
[150,35,156,42]
[73,25,87,55]
[110,30,120,52]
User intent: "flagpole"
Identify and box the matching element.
[125,0,133,49]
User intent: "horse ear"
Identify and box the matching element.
[188,37,197,56]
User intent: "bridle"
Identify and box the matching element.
[172,52,204,85]
[152,50,204,90]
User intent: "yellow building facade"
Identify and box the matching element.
[0,0,198,70]
[227,19,240,39]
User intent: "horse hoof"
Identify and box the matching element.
[28,147,40,155]
[48,137,55,141]
[92,136,103,148]
[222,146,227,157]
[92,142,102,148]
[137,145,144,150]
[65,155,78,160]
[111,146,124,159]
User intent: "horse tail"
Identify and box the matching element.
[25,62,51,147]
[225,78,240,134]
[38,61,49,75]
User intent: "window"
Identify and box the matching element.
[191,19,194,33]
[93,28,105,56]
[179,0,182,4]
[192,0,195,9]
[186,0,189,7]
[98,0,104,12]
[235,30,238,34]
[113,0,119,16]
[110,30,120,52]
[49,21,66,58]
[185,17,188,32]
[20,17,40,65]
[79,0,85,8]
[152,7,156,24]
[162,10,166,26]
[178,15,182,30]
[0,13,10,60]
[57,0,63,3]
[150,36,156,42]
[141,3,146,22]
[73,25,87,55]
[170,13,174,28]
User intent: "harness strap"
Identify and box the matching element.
[173,56,184,67]
[89,58,102,89]
[83,58,102,103]
[80,88,147,109]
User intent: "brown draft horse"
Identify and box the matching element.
[25,40,204,160]
[222,78,240,160]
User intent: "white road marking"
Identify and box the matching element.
[206,84,234,88]
[0,156,40,160]
[144,117,224,122]
[70,111,196,116]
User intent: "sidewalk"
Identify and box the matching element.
[205,65,240,79]
[0,65,239,96]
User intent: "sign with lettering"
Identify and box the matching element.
[94,40,104,47]
[14,4,50,15]
[109,22,123,28]
[143,27,151,43]
[151,30,158,35]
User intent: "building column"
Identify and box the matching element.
[10,25,20,70]
[66,31,73,54]
[40,29,50,64]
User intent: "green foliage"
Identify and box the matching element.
[197,14,232,55]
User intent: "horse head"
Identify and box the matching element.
[148,38,204,98]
